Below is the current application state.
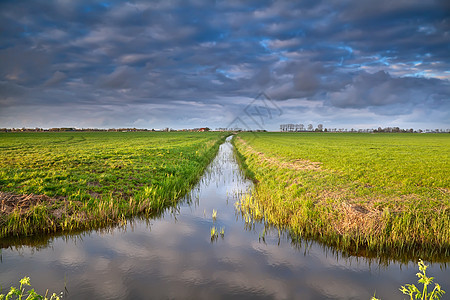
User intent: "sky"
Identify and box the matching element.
[0,0,449,131]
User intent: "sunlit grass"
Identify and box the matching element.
[0,131,227,238]
[233,132,450,259]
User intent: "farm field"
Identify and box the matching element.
[0,131,227,238]
[234,132,450,260]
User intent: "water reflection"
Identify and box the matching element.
[1,137,448,299]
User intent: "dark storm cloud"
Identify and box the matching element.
[0,0,449,129]
[328,71,450,111]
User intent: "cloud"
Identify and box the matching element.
[293,63,324,95]
[44,71,67,87]
[97,66,139,89]
[0,0,449,129]
[328,71,450,113]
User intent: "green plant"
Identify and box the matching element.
[212,209,217,221]
[210,226,224,241]
[210,226,217,240]
[0,276,61,300]
[400,259,445,300]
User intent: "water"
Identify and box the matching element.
[1,137,448,299]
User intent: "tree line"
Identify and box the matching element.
[279,124,450,133]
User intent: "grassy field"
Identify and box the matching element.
[0,131,227,238]
[233,132,450,260]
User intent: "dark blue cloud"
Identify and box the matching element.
[0,0,449,129]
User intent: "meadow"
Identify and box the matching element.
[0,131,227,238]
[233,132,450,260]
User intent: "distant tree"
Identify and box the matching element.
[299,124,304,131]
[307,124,313,131]
[317,124,323,132]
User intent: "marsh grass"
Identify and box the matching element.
[233,133,450,260]
[0,132,227,238]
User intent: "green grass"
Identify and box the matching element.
[0,131,227,238]
[233,132,450,260]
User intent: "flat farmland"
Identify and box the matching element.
[0,131,226,237]
[234,132,450,259]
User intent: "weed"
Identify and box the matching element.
[210,226,218,240]
[400,259,445,300]
[210,226,224,241]
[371,259,445,300]
[0,276,61,300]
